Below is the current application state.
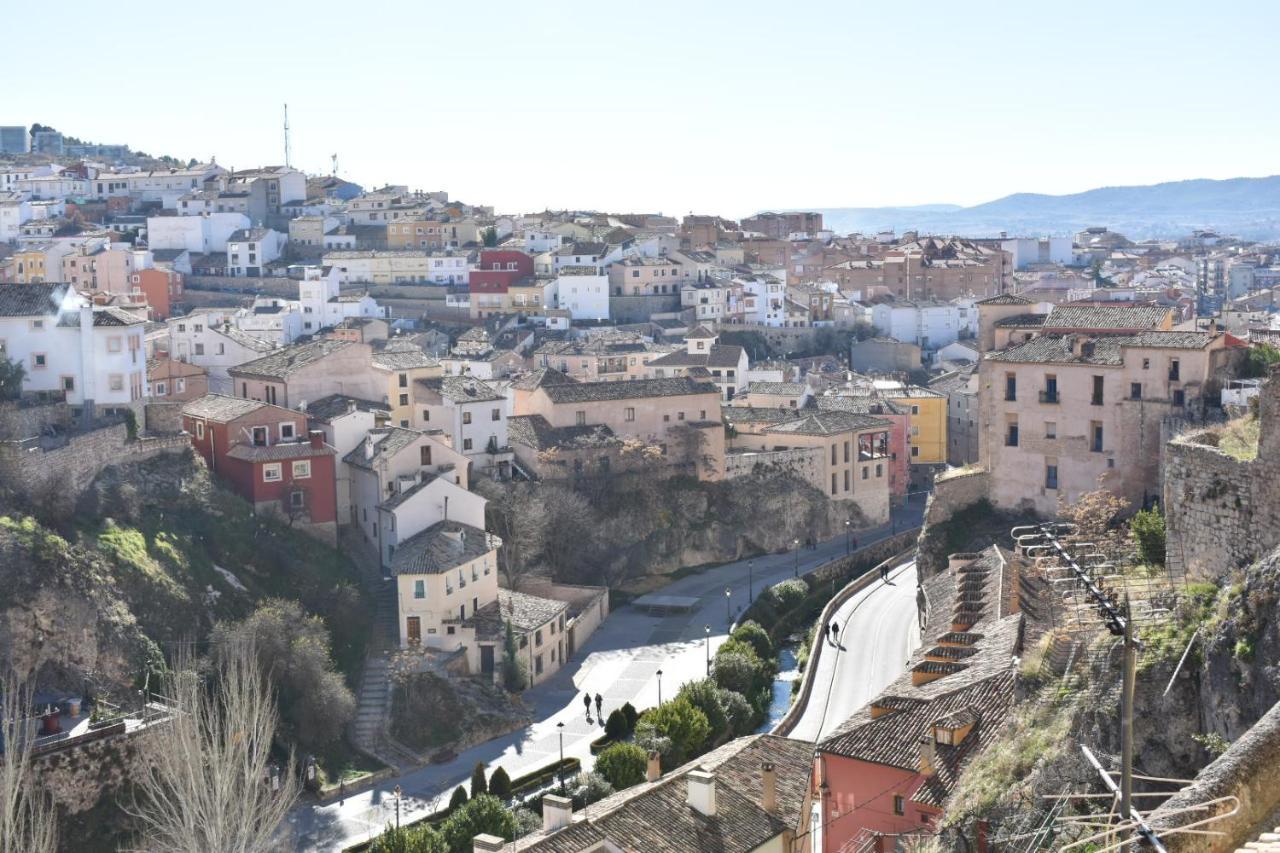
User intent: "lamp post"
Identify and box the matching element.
[393,785,402,830]
[793,539,800,578]
[704,624,711,675]
[725,587,732,626]
[656,669,663,705]
[556,721,565,792]
[748,559,754,602]
[845,520,851,555]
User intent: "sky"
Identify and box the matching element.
[6,0,1279,217]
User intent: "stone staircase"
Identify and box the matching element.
[349,580,418,769]
[1237,828,1280,852]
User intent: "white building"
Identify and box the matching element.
[1001,237,1074,270]
[412,375,512,473]
[869,300,964,351]
[738,272,787,326]
[93,164,227,206]
[147,213,250,254]
[235,297,303,344]
[0,195,32,242]
[226,228,285,277]
[15,175,89,199]
[167,311,278,393]
[551,269,609,320]
[0,284,146,414]
[297,266,385,334]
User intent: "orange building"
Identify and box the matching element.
[132,268,184,319]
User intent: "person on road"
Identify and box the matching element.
[584,693,592,718]
[594,693,603,719]
[829,622,839,643]
[851,536,859,551]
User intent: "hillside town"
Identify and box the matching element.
[3,118,1280,853]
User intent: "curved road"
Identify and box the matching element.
[785,559,921,743]
[288,502,923,851]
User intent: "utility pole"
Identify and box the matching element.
[283,103,292,169]
[1120,595,1137,820]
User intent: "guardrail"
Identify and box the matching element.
[771,538,920,738]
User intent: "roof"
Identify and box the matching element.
[541,377,720,405]
[228,228,271,242]
[417,375,506,404]
[371,347,439,371]
[55,306,146,327]
[389,521,500,576]
[975,293,1032,306]
[987,331,1218,365]
[646,344,745,370]
[344,427,426,469]
[764,410,892,436]
[225,442,335,462]
[515,734,813,853]
[182,394,268,422]
[746,382,807,397]
[720,406,802,425]
[995,313,1047,328]
[509,368,579,391]
[466,588,568,638]
[687,324,718,339]
[508,415,620,452]
[1042,303,1172,330]
[229,339,354,379]
[0,283,71,317]
[815,395,907,416]
[304,394,388,422]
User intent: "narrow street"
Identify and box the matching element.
[784,558,921,743]
[287,500,923,851]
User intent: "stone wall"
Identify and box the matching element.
[608,293,681,324]
[1164,374,1280,580]
[143,401,184,435]
[915,466,992,578]
[0,400,71,441]
[33,723,154,815]
[724,447,823,487]
[0,423,190,511]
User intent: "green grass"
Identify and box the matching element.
[314,740,388,789]
[1217,415,1261,461]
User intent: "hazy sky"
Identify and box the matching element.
[7,0,1278,217]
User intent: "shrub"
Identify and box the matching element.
[470,762,487,798]
[1131,509,1166,566]
[448,785,468,810]
[370,823,447,853]
[594,742,648,790]
[502,621,526,691]
[731,621,774,662]
[604,708,628,740]
[511,807,541,839]
[440,794,514,852]
[717,688,755,737]
[620,701,638,733]
[765,579,807,611]
[567,771,615,808]
[676,679,728,739]
[487,767,511,800]
[633,698,710,768]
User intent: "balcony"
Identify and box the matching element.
[1091,395,1104,406]
[1038,390,1059,404]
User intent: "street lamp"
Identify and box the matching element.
[748,559,754,602]
[725,587,732,626]
[793,539,800,578]
[656,669,663,705]
[393,785,402,830]
[556,722,565,792]
[704,624,711,675]
[845,520,851,555]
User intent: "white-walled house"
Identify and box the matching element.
[869,300,964,351]
[297,265,385,334]
[0,195,32,242]
[147,213,250,254]
[0,284,146,415]
[551,269,609,320]
[226,228,285,277]
[167,311,278,393]
[305,394,385,519]
[412,375,512,474]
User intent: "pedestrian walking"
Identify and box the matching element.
[339,780,346,804]
[829,622,839,643]
[594,693,603,718]
[851,536,859,551]
[826,621,835,644]
[583,693,592,718]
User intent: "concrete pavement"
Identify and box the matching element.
[785,558,921,742]
[287,501,924,851]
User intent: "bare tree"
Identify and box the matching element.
[128,644,298,853]
[474,480,548,591]
[0,672,58,853]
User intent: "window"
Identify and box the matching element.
[911,404,920,415]
[463,438,473,451]
[109,374,124,391]
[1004,373,1016,401]
[1042,374,1058,404]
[1005,421,1019,447]
[491,407,501,421]
[263,463,282,482]
[62,376,75,392]
[290,490,305,509]
[876,463,883,477]
[422,409,430,422]
[576,411,586,426]
[625,407,635,422]
[1045,463,1059,490]
[32,353,47,369]
[194,343,205,356]
[894,796,905,816]
[292,460,311,479]
[535,629,543,647]
[831,473,838,495]
[30,319,44,330]
[535,654,544,675]
[1092,375,1104,405]
[399,393,409,406]
[462,411,472,424]
[252,426,268,446]
[107,336,123,353]
[677,411,685,421]
[420,445,432,466]
[195,421,205,439]
[1045,421,1056,439]
[398,373,408,387]
[1091,421,1104,452]
[280,422,295,440]
[1173,389,1186,407]
[1169,359,1180,381]
[1130,382,1142,400]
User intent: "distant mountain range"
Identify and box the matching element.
[810,175,1280,241]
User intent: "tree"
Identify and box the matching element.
[1131,508,1167,566]
[470,762,487,798]
[440,794,515,852]
[0,357,25,401]
[482,227,498,247]
[501,620,526,691]
[540,487,597,583]
[566,771,614,808]
[717,687,755,737]
[676,679,728,739]
[633,698,710,768]
[620,701,639,733]
[604,708,628,740]
[211,599,356,751]
[127,645,298,853]
[1240,344,1280,378]
[730,621,774,662]
[370,823,446,853]
[0,672,58,853]
[511,807,541,839]
[448,785,469,810]
[474,480,546,590]
[594,742,648,790]
[487,767,511,801]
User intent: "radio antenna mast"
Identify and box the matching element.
[283,103,292,168]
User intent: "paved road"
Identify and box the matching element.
[287,501,924,851]
[785,558,921,743]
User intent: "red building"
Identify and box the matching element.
[468,249,534,297]
[182,394,338,544]
[132,267,184,319]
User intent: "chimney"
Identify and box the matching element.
[541,794,572,833]
[364,437,375,460]
[919,735,937,777]
[761,762,777,814]
[646,750,662,782]
[472,834,506,852]
[347,399,358,414]
[309,430,324,449]
[686,769,717,817]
